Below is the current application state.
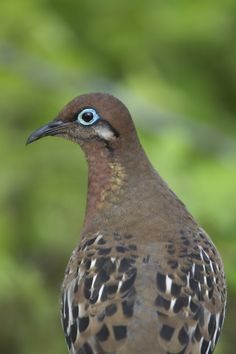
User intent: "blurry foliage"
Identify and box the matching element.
[0,0,236,353]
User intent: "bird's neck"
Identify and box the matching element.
[86,154,125,220]
[81,140,191,236]
[82,139,156,232]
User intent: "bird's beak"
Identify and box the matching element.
[26,120,66,145]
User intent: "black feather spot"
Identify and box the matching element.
[82,342,93,354]
[199,232,205,238]
[193,306,204,322]
[105,303,117,316]
[190,300,199,313]
[156,273,166,292]
[178,326,189,345]
[97,311,105,322]
[72,305,78,319]
[194,264,204,284]
[193,253,202,261]
[97,237,106,245]
[171,282,181,297]
[89,293,99,304]
[128,244,137,251]
[155,295,170,311]
[87,237,96,246]
[64,294,69,317]
[205,264,212,275]
[81,242,88,251]
[79,316,89,332]
[85,259,91,270]
[208,287,214,299]
[84,277,93,290]
[207,276,213,288]
[160,324,174,341]
[93,269,110,289]
[194,325,202,341]
[212,262,218,274]
[103,259,116,274]
[122,300,134,317]
[173,296,188,313]
[116,246,126,253]
[201,339,210,354]
[70,322,77,343]
[98,247,112,256]
[118,258,131,272]
[113,325,127,340]
[208,315,216,337]
[96,324,109,342]
[202,251,210,263]
[106,283,118,294]
[95,257,107,269]
[65,335,71,349]
[84,287,91,300]
[190,278,199,292]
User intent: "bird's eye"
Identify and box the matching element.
[76,108,100,126]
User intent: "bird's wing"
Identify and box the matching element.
[61,231,138,354]
[151,228,226,354]
[61,228,226,354]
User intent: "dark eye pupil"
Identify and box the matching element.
[82,112,93,122]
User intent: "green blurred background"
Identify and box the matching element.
[1,1,236,353]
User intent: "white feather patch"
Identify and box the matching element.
[95,126,115,140]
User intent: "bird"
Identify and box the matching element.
[27,93,226,354]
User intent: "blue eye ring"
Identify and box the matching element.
[76,108,100,126]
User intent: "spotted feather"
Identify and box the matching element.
[153,228,226,354]
[61,228,226,354]
[61,231,138,354]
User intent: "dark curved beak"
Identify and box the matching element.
[26,120,65,145]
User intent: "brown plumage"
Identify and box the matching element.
[27,93,226,354]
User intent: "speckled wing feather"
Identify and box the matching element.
[61,231,138,354]
[153,228,226,354]
[61,228,226,354]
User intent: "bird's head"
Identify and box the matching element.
[27,93,138,153]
